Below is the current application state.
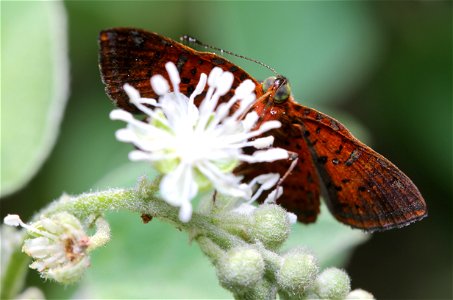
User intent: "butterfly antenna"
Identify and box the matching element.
[181,35,279,76]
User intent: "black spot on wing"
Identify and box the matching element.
[229,65,239,72]
[211,57,226,65]
[345,149,361,166]
[176,53,189,73]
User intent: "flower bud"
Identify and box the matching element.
[238,278,277,300]
[314,268,351,299]
[250,204,290,249]
[346,289,375,299]
[276,248,319,297]
[217,246,265,292]
[6,212,91,284]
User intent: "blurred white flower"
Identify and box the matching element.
[111,62,289,222]
[4,213,90,284]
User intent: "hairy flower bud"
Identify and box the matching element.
[217,246,265,292]
[314,268,351,299]
[250,204,290,249]
[276,248,319,298]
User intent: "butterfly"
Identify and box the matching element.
[98,28,427,232]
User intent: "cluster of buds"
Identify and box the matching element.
[200,203,374,299]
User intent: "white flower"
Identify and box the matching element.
[111,62,289,222]
[4,213,90,284]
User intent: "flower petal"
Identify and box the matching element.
[256,120,282,133]
[240,148,289,163]
[150,74,170,95]
[235,79,255,98]
[110,109,134,122]
[215,71,234,96]
[189,73,208,103]
[257,173,280,190]
[207,67,223,86]
[160,163,198,209]
[196,161,250,199]
[165,62,181,93]
[287,212,298,224]
[242,111,259,131]
[123,84,141,101]
[179,201,193,223]
[264,186,284,203]
[250,136,275,149]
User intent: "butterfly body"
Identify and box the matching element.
[99,28,427,232]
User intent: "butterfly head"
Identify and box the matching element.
[261,76,291,104]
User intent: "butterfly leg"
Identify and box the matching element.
[268,150,299,203]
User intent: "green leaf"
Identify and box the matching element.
[1,1,69,197]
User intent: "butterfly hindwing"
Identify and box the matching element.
[290,105,427,231]
[272,121,322,223]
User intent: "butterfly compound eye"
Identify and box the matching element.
[274,81,291,103]
[262,76,276,93]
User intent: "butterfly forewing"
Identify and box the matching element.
[99,28,259,112]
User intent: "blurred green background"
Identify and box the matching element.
[1,1,451,299]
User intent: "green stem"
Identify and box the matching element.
[34,178,247,250]
[0,244,30,300]
[196,236,225,264]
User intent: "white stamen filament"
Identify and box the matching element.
[4,214,57,240]
[189,73,208,103]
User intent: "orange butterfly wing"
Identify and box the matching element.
[287,102,426,231]
[239,96,426,231]
[99,28,260,112]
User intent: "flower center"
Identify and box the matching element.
[176,128,211,164]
